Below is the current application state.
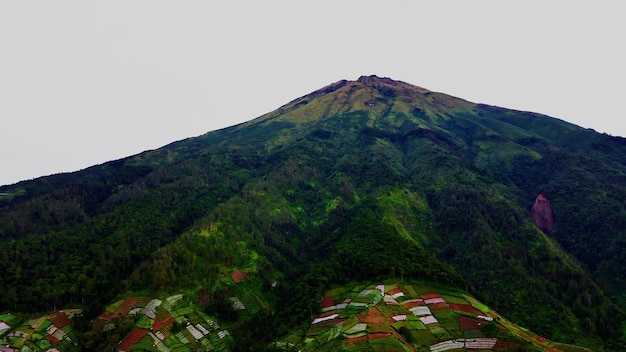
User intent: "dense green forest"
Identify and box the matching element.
[1,75,625,351]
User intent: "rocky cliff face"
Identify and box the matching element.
[531,193,555,234]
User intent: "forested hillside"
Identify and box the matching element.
[1,75,625,351]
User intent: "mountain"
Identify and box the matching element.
[1,75,625,351]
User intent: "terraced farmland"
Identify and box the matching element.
[274,281,589,352]
[0,310,81,351]
[95,294,233,352]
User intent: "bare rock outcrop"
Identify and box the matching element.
[531,193,555,234]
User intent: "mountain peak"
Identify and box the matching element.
[356,74,431,94]
[245,75,469,128]
[357,74,397,85]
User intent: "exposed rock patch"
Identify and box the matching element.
[531,193,555,234]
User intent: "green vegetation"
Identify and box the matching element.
[1,75,625,350]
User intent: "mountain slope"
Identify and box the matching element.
[1,75,625,351]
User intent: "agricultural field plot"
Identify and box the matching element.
[0,310,80,351]
[274,281,573,352]
[228,285,267,316]
[95,294,234,352]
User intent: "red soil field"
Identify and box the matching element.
[368,332,392,339]
[402,300,425,308]
[428,302,449,311]
[93,310,116,332]
[153,316,175,331]
[358,307,387,324]
[388,287,402,296]
[46,334,60,347]
[231,270,249,283]
[458,315,486,330]
[345,335,368,343]
[118,328,148,352]
[321,297,335,308]
[113,297,138,318]
[49,312,71,329]
[342,334,399,346]
[421,293,441,300]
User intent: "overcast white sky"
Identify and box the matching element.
[1,1,624,186]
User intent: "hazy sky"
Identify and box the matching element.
[1,1,624,186]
